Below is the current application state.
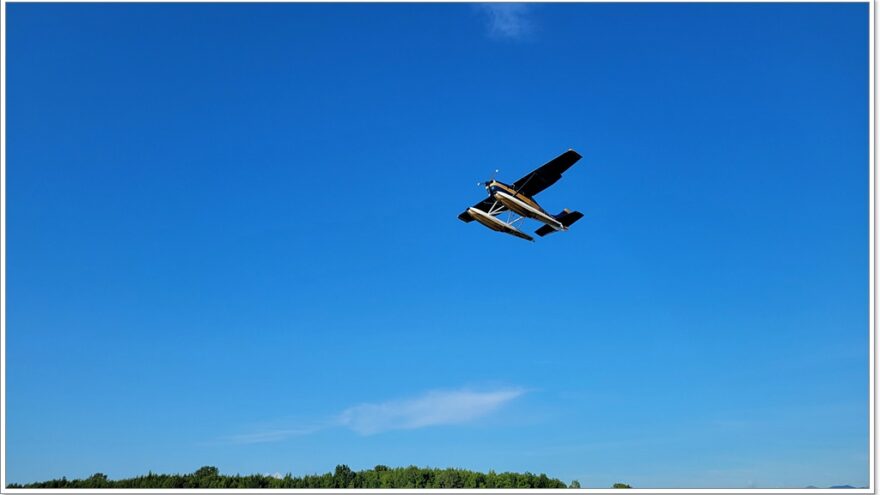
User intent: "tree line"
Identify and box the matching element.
[8,465,631,489]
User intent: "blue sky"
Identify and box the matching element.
[5,2,869,489]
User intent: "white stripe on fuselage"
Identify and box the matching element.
[492,190,563,230]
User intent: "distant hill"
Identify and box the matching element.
[806,485,862,489]
[8,465,578,489]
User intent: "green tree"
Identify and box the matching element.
[613,482,632,488]
[193,466,219,478]
[333,464,355,488]
[570,480,581,488]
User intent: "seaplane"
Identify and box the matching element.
[458,149,584,242]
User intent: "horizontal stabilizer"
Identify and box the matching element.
[535,209,584,237]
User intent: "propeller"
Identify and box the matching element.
[478,169,500,189]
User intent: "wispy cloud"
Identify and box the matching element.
[478,4,533,40]
[224,426,322,444]
[337,388,525,435]
[225,387,525,443]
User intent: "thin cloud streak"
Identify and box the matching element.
[224,426,323,444]
[338,388,525,435]
[479,4,533,40]
[225,387,525,443]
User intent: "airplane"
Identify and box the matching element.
[458,149,584,242]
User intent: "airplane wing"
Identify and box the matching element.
[511,149,582,198]
[457,197,507,222]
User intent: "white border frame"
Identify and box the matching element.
[0,1,874,493]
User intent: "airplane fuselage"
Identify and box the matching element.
[485,181,564,231]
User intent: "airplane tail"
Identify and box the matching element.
[535,209,584,237]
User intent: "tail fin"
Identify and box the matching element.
[535,209,584,237]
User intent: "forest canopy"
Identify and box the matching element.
[8,465,631,489]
